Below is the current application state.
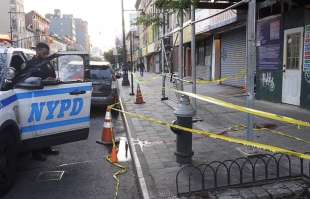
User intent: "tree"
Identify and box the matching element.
[103,49,115,64]
[155,0,199,10]
[103,46,125,66]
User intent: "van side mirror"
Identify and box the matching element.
[15,77,44,90]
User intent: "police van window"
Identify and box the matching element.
[58,55,84,82]
[0,53,7,69]
[10,54,25,74]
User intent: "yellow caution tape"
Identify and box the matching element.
[228,124,310,145]
[170,69,245,85]
[112,108,310,160]
[176,90,310,128]
[196,78,228,84]
[106,156,128,199]
[106,102,128,199]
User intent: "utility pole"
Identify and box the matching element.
[121,0,130,86]
[191,5,197,111]
[161,12,165,74]
[245,0,256,142]
[130,30,135,95]
[161,10,169,101]
[9,12,13,43]
[178,10,184,91]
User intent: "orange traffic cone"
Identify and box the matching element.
[110,146,118,163]
[135,83,145,104]
[96,108,113,145]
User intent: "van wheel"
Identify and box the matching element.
[0,131,17,196]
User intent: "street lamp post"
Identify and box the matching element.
[121,0,130,86]
[129,30,135,95]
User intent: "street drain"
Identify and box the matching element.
[36,171,65,182]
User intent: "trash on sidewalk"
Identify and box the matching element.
[117,137,131,162]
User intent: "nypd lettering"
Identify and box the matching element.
[28,98,84,123]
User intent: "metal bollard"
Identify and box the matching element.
[161,74,168,101]
[122,69,130,86]
[171,95,195,164]
[129,73,135,96]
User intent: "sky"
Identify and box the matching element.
[24,0,137,52]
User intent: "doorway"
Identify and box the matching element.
[282,27,304,106]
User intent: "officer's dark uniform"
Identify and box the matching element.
[24,56,56,79]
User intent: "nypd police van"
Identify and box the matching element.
[0,47,92,194]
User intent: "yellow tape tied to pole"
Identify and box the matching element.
[176,90,310,128]
[112,108,310,160]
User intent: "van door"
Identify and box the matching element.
[24,82,92,139]
[21,54,92,145]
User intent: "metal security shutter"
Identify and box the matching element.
[205,38,213,80]
[221,28,246,87]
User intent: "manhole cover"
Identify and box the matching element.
[36,171,65,182]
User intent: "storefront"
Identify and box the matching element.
[195,37,213,80]
[220,27,247,87]
[255,7,310,110]
[255,15,283,103]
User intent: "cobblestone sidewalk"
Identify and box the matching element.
[118,72,310,199]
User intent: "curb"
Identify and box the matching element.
[117,81,151,199]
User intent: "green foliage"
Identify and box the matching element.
[103,49,114,64]
[103,47,125,65]
[136,14,162,26]
[155,0,199,10]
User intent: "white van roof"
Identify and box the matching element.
[0,47,36,55]
[68,60,111,66]
[90,61,110,66]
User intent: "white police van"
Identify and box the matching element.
[0,47,92,194]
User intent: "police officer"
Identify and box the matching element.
[25,42,56,79]
[25,43,59,161]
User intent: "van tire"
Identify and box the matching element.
[0,131,17,196]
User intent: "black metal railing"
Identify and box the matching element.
[176,153,310,197]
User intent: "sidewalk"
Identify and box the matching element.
[118,72,310,199]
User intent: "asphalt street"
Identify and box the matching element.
[3,107,140,199]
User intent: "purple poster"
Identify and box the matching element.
[257,16,282,70]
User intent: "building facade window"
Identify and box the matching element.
[205,44,212,67]
[196,42,205,66]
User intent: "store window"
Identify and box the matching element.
[205,44,212,67]
[196,45,205,66]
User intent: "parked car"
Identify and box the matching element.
[85,61,119,107]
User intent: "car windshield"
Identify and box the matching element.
[89,68,112,84]
[58,55,84,82]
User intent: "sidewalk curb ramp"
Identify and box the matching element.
[117,81,151,199]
